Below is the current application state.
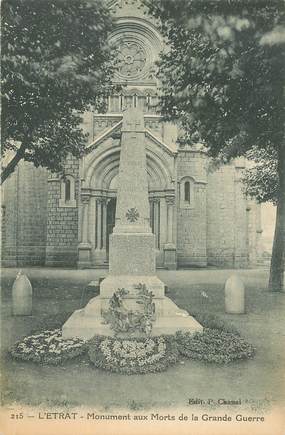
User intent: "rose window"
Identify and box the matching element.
[116,41,147,78]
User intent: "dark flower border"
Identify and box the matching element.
[176,328,255,364]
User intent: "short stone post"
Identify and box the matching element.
[225,275,245,314]
[12,271,33,316]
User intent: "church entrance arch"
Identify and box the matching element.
[80,142,176,269]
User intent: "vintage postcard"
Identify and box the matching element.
[1,0,284,434]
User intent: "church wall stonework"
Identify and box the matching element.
[176,149,207,266]
[2,170,18,266]
[2,162,48,266]
[207,164,249,267]
[45,155,79,267]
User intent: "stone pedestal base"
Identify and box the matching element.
[93,248,107,265]
[62,291,203,340]
[99,275,165,298]
[109,232,156,275]
[77,243,92,268]
[62,308,202,339]
[164,244,177,270]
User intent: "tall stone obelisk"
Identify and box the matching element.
[99,108,164,297]
[62,108,202,338]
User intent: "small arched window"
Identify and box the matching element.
[180,177,195,209]
[184,181,190,203]
[133,93,138,108]
[59,175,76,208]
[65,178,71,202]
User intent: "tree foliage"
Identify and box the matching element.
[146,0,285,291]
[1,0,116,183]
[146,0,284,160]
[241,147,278,204]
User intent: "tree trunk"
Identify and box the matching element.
[1,142,26,185]
[268,146,285,292]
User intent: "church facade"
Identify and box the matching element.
[2,0,263,269]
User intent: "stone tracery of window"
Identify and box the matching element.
[116,40,147,78]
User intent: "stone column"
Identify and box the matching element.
[159,197,167,248]
[95,198,102,249]
[153,197,163,267]
[89,197,96,263]
[81,197,89,244]
[101,198,108,260]
[77,194,92,268]
[164,195,177,270]
[153,198,160,249]
[94,197,109,264]
[94,197,106,264]
[166,196,174,244]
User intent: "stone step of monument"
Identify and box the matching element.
[80,280,104,309]
[90,263,109,269]
[62,307,203,339]
[87,277,105,289]
[87,279,169,294]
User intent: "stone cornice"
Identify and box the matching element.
[86,119,123,152]
[86,114,177,159]
[145,129,177,157]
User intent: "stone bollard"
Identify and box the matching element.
[12,271,33,316]
[225,274,245,314]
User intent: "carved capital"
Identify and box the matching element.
[165,196,175,206]
[81,195,90,205]
[150,197,160,204]
[96,197,109,206]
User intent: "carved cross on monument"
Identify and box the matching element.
[124,115,144,132]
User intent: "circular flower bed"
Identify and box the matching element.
[176,328,255,364]
[10,329,87,365]
[88,335,179,374]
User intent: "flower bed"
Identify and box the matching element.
[10,329,87,365]
[176,328,255,364]
[10,325,255,370]
[88,335,179,374]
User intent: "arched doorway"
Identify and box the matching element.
[82,142,176,268]
[106,198,116,258]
